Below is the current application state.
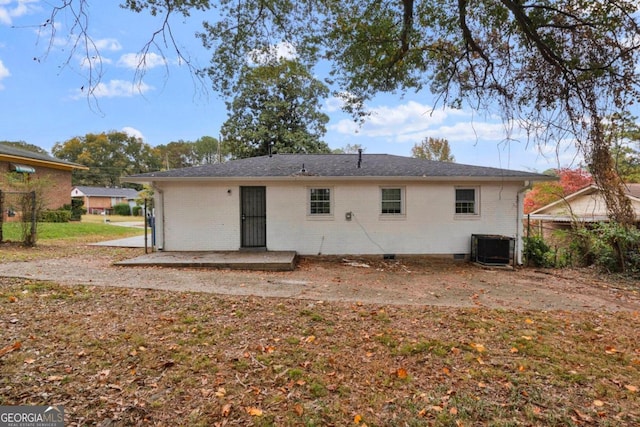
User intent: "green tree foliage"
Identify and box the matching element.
[608,113,640,183]
[52,132,162,187]
[43,1,640,222]
[221,59,330,158]
[154,136,227,169]
[411,137,454,162]
[194,136,226,164]
[154,140,200,170]
[0,141,50,155]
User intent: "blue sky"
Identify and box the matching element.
[0,1,583,172]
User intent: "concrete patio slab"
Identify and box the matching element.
[114,250,298,271]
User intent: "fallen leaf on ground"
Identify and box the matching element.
[246,407,263,416]
[0,341,21,357]
[625,385,638,392]
[470,343,486,353]
[396,368,408,379]
[221,404,231,417]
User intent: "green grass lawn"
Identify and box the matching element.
[1,217,144,243]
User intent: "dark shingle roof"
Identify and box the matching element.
[0,143,84,168]
[125,153,550,181]
[73,186,139,198]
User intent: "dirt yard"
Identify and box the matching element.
[0,247,638,312]
[2,245,639,425]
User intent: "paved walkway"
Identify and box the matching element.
[91,235,146,248]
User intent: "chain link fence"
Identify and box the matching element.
[0,190,38,245]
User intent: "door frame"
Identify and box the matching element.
[240,186,267,249]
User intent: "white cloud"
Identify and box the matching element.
[94,38,122,52]
[329,99,543,149]
[529,138,583,168]
[325,96,346,113]
[73,38,121,69]
[248,41,297,65]
[78,55,112,69]
[330,100,463,139]
[0,0,40,26]
[72,79,153,99]
[0,59,10,89]
[117,52,167,70]
[122,126,145,141]
[412,121,517,144]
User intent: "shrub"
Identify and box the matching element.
[571,222,640,275]
[523,235,554,267]
[113,203,132,216]
[39,209,71,223]
[132,205,142,216]
[63,200,86,221]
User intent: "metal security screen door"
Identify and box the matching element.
[241,186,266,248]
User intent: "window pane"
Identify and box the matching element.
[381,188,402,214]
[456,189,475,201]
[455,189,476,214]
[310,188,331,214]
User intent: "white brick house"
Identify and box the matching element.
[124,153,551,262]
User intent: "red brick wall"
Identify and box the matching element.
[83,197,112,213]
[38,167,73,209]
[0,161,73,211]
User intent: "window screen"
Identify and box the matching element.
[381,188,402,214]
[455,188,476,214]
[310,188,331,214]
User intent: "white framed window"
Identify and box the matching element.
[455,187,479,215]
[309,188,332,216]
[380,187,404,215]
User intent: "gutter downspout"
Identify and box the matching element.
[151,184,165,251]
[516,181,533,265]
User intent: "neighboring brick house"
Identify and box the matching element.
[71,186,140,214]
[0,143,86,221]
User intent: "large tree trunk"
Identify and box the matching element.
[587,117,635,272]
[588,120,635,227]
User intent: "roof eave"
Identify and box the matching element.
[123,175,547,184]
[1,154,88,171]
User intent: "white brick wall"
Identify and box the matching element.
[158,182,240,251]
[155,179,524,255]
